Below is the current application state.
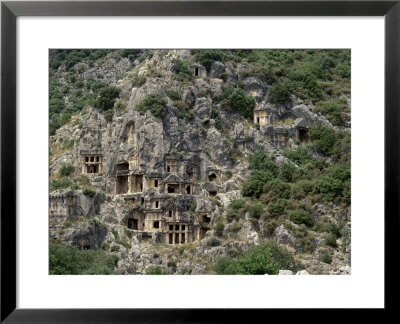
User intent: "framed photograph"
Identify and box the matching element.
[1,0,398,322]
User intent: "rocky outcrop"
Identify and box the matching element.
[49,49,351,275]
[274,225,295,245]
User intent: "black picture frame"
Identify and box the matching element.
[1,0,398,322]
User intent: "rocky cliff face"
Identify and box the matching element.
[49,49,351,274]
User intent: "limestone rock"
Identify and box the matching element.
[210,61,226,78]
[242,77,268,103]
[274,225,295,245]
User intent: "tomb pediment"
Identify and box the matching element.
[163,173,184,184]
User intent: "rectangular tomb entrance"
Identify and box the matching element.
[82,154,102,174]
[167,183,180,194]
[130,174,143,193]
[116,175,129,194]
[298,127,310,143]
[128,218,138,230]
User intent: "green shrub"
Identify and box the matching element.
[59,164,75,177]
[94,86,120,111]
[324,164,351,182]
[188,200,197,213]
[263,178,290,199]
[50,178,72,191]
[314,101,349,127]
[49,243,118,274]
[227,199,247,222]
[121,49,142,61]
[49,97,66,116]
[284,146,313,165]
[267,202,285,217]
[249,203,264,219]
[228,89,256,120]
[214,222,225,237]
[225,170,232,179]
[242,170,275,198]
[309,125,337,156]
[111,245,120,252]
[249,151,278,175]
[171,59,192,81]
[319,251,332,264]
[50,59,62,70]
[212,242,297,275]
[166,90,181,101]
[290,180,313,199]
[328,222,342,238]
[336,62,351,78]
[78,176,90,186]
[192,49,227,71]
[228,199,246,211]
[207,236,221,247]
[131,73,146,87]
[287,65,324,102]
[239,65,277,84]
[268,82,291,104]
[325,233,338,248]
[83,188,96,197]
[221,84,235,99]
[289,210,314,227]
[279,163,297,182]
[313,176,343,202]
[135,93,167,118]
[211,257,237,275]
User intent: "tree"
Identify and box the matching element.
[242,170,274,198]
[313,176,343,202]
[59,164,75,177]
[249,150,278,175]
[263,178,290,199]
[192,49,227,71]
[212,242,297,275]
[290,210,314,227]
[229,89,255,120]
[309,125,337,155]
[94,86,120,111]
[268,83,291,104]
[279,163,297,182]
[135,93,167,118]
[249,203,264,219]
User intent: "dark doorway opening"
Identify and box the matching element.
[128,218,138,230]
[208,173,217,182]
[299,128,310,143]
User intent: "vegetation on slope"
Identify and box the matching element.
[49,243,118,274]
[212,241,298,275]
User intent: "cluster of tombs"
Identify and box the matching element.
[191,62,312,149]
[254,104,311,148]
[79,150,221,245]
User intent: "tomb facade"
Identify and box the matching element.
[81,153,103,174]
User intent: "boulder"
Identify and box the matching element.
[274,225,295,245]
[210,61,226,78]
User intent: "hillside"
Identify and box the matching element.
[49,49,351,275]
